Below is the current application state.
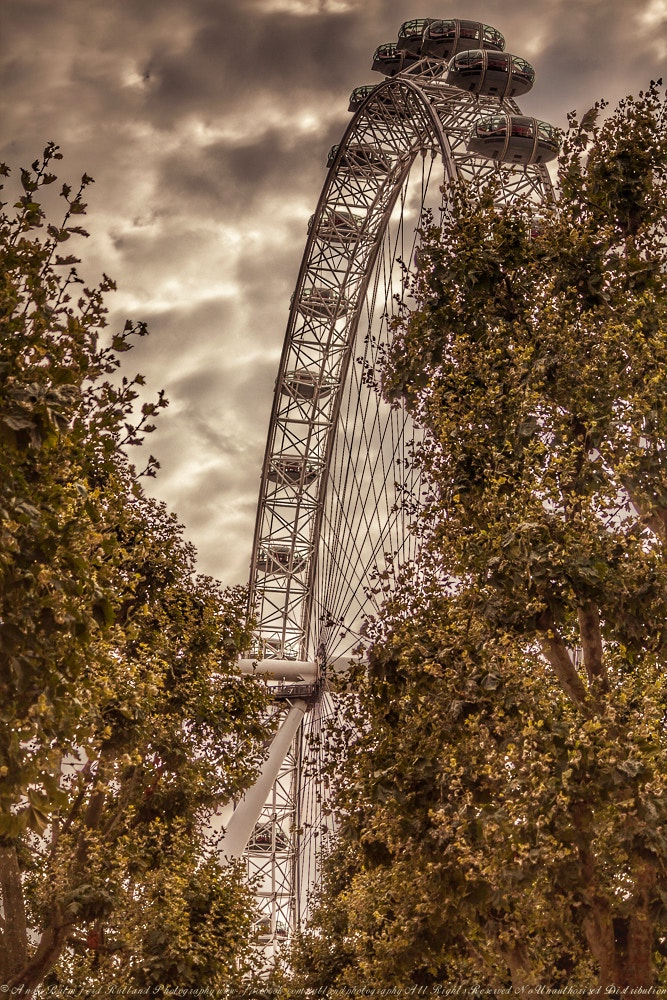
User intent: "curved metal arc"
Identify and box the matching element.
[250,77,457,665]
[248,79,405,630]
[300,78,459,660]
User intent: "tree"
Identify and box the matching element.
[0,146,271,991]
[288,84,667,988]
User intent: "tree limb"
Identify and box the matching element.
[577,603,609,693]
[56,757,94,845]
[5,906,73,992]
[620,476,667,539]
[540,626,591,715]
[538,610,592,713]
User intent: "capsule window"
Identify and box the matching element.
[487,52,508,71]
[513,56,533,75]
[348,85,377,111]
[459,21,480,40]
[483,25,505,47]
[454,50,473,67]
[399,18,431,36]
[352,85,375,99]
[511,117,534,138]
[429,19,456,39]
[456,50,483,68]
[478,115,507,136]
[538,122,560,150]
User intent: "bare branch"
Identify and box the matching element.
[538,610,592,712]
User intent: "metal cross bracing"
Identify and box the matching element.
[245,705,301,952]
[250,70,552,669]
[241,694,339,965]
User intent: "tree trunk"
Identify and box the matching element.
[581,861,657,987]
[5,908,72,992]
[576,603,609,692]
[0,844,28,980]
[614,857,657,987]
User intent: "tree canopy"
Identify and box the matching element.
[287,83,667,989]
[0,146,271,991]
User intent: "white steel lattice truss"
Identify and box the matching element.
[239,61,554,959]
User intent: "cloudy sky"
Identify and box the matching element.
[2,0,665,588]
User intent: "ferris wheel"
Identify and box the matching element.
[220,16,557,960]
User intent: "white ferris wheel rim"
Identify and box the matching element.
[243,60,554,952]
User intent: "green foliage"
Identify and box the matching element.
[0,146,270,992]
[289,84,667,988]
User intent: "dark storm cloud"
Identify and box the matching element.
[155,125,334,219]
[2,0,666,586]
[143,1,373,120]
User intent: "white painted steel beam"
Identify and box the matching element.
[238,659,318,682]
[219,699,308,860]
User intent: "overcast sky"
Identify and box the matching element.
[2,0,665,587]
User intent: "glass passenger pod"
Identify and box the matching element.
[422,19,505,60]
[327,143,391,174]
[397,18,434,55]
[249,826,290,852]
[308,208,365,245]
[256,918,289,943]
[348,82,413,119]
[446,50,535,98]
[267,457,320,487]
[299,286,348,318]
[281,369,335,400]
[467,114,560,165]
[371,42,404,76]
[255,918,288,944]
[256,544,308,576]
[348,84,377,112]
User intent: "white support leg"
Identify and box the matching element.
[219,699,308,860]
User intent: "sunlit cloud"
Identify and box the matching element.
[253,0,357,14]
[639,0,667,24]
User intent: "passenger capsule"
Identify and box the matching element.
[308,209,365,245]
[250,827,289,851]
[252,829,272,849]
[299,287,348,318]
[281,369,334,400]
[446,50,535,98]
[396,18,433,55]
[372,42,404,76]
[467,114,560,165]
[255,917,288,943]
[327,143,391,174]
[256,545,308,575]
[422,19,505,60]
[255,918,271,943]
[348,84,377,111]
[348,83,413,119]
[268,457,320,486]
